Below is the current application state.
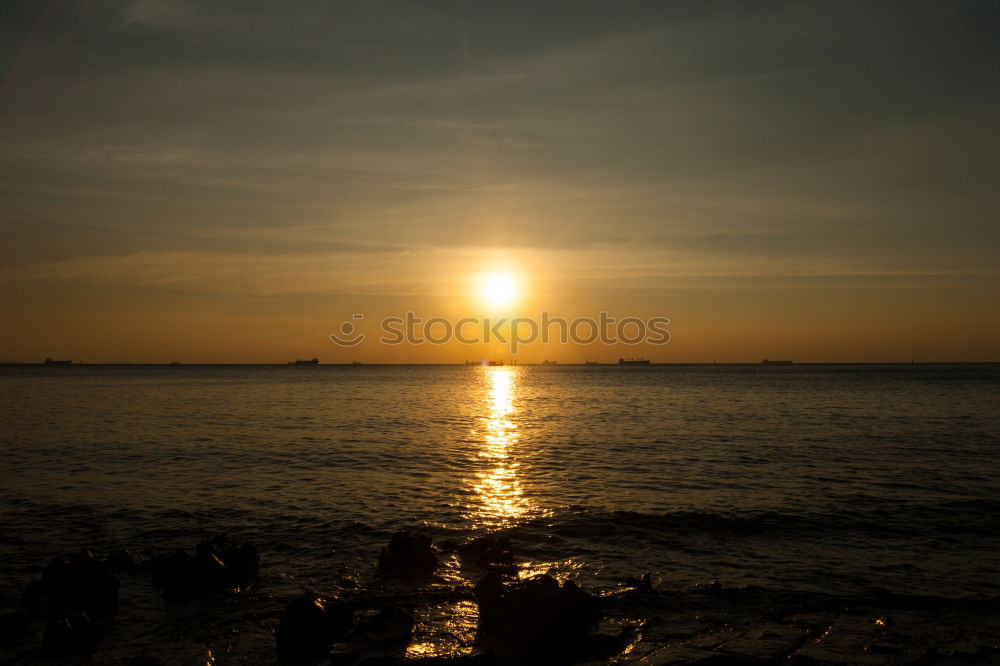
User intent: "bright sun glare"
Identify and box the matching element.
[483,274,517,306]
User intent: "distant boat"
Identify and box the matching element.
[761,359,793,365]
[618,358,650,365]
[584,360,600,366]
[542,359,558,365]
[352,361,363,365]
[291,358,320,365]
[43,358,72,366]
[169,361,182,366]
[488,360,504,366]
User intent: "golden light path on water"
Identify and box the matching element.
[408,366,542,658]
[470,366,532,528]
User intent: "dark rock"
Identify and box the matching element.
[105,548,141,574]
[472,571,506,625]
[327,606,416,666]
[43,611,103,656]
[624,571,651,591]
[38,556,72,597]
[192,550,230,590]
[473,572,603,663]
[196,533,260,582]
[907,646,942,666]
[947,646,1000,662]
[20,580,44,615]
[70,550,120,618]
[148,534,260,601]
[352,606,414,647]
[786,656,823,666]
[457,536,515,569]
[22,550,120,619]
[0,610,33,649]
[378,531,438,577]
[150,548,229,601]
[276,592,355,658]
[118,658,171,666]
[150,550,196,602]
[681,656,777,665]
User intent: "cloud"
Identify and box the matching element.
[1,1,998,295]
[5,240,995,308]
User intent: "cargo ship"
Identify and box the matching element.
[618,358,650,365]
[761,359,793,365]
[291,358,320,365]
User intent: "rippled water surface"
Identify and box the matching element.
[1,363,998,663]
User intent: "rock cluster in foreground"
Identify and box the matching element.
[9,530,997,665]
[277,531,630,665]
[12,534,259,657]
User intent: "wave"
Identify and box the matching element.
[510,500,1000,542]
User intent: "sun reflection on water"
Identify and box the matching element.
[406,368,533,657]
[405,600,478,659]
[469,366,532,528]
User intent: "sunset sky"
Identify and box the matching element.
[1,1,998,363]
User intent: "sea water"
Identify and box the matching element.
[1,364,998,663]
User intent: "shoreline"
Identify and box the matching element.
[2,529,999,665]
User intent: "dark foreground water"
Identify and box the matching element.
[1,363,998,664]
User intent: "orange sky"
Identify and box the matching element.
[1,2,998,363]
[2,252,996,363]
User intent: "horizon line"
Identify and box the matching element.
[2,361,998,367]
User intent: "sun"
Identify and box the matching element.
[483,274,517,306]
